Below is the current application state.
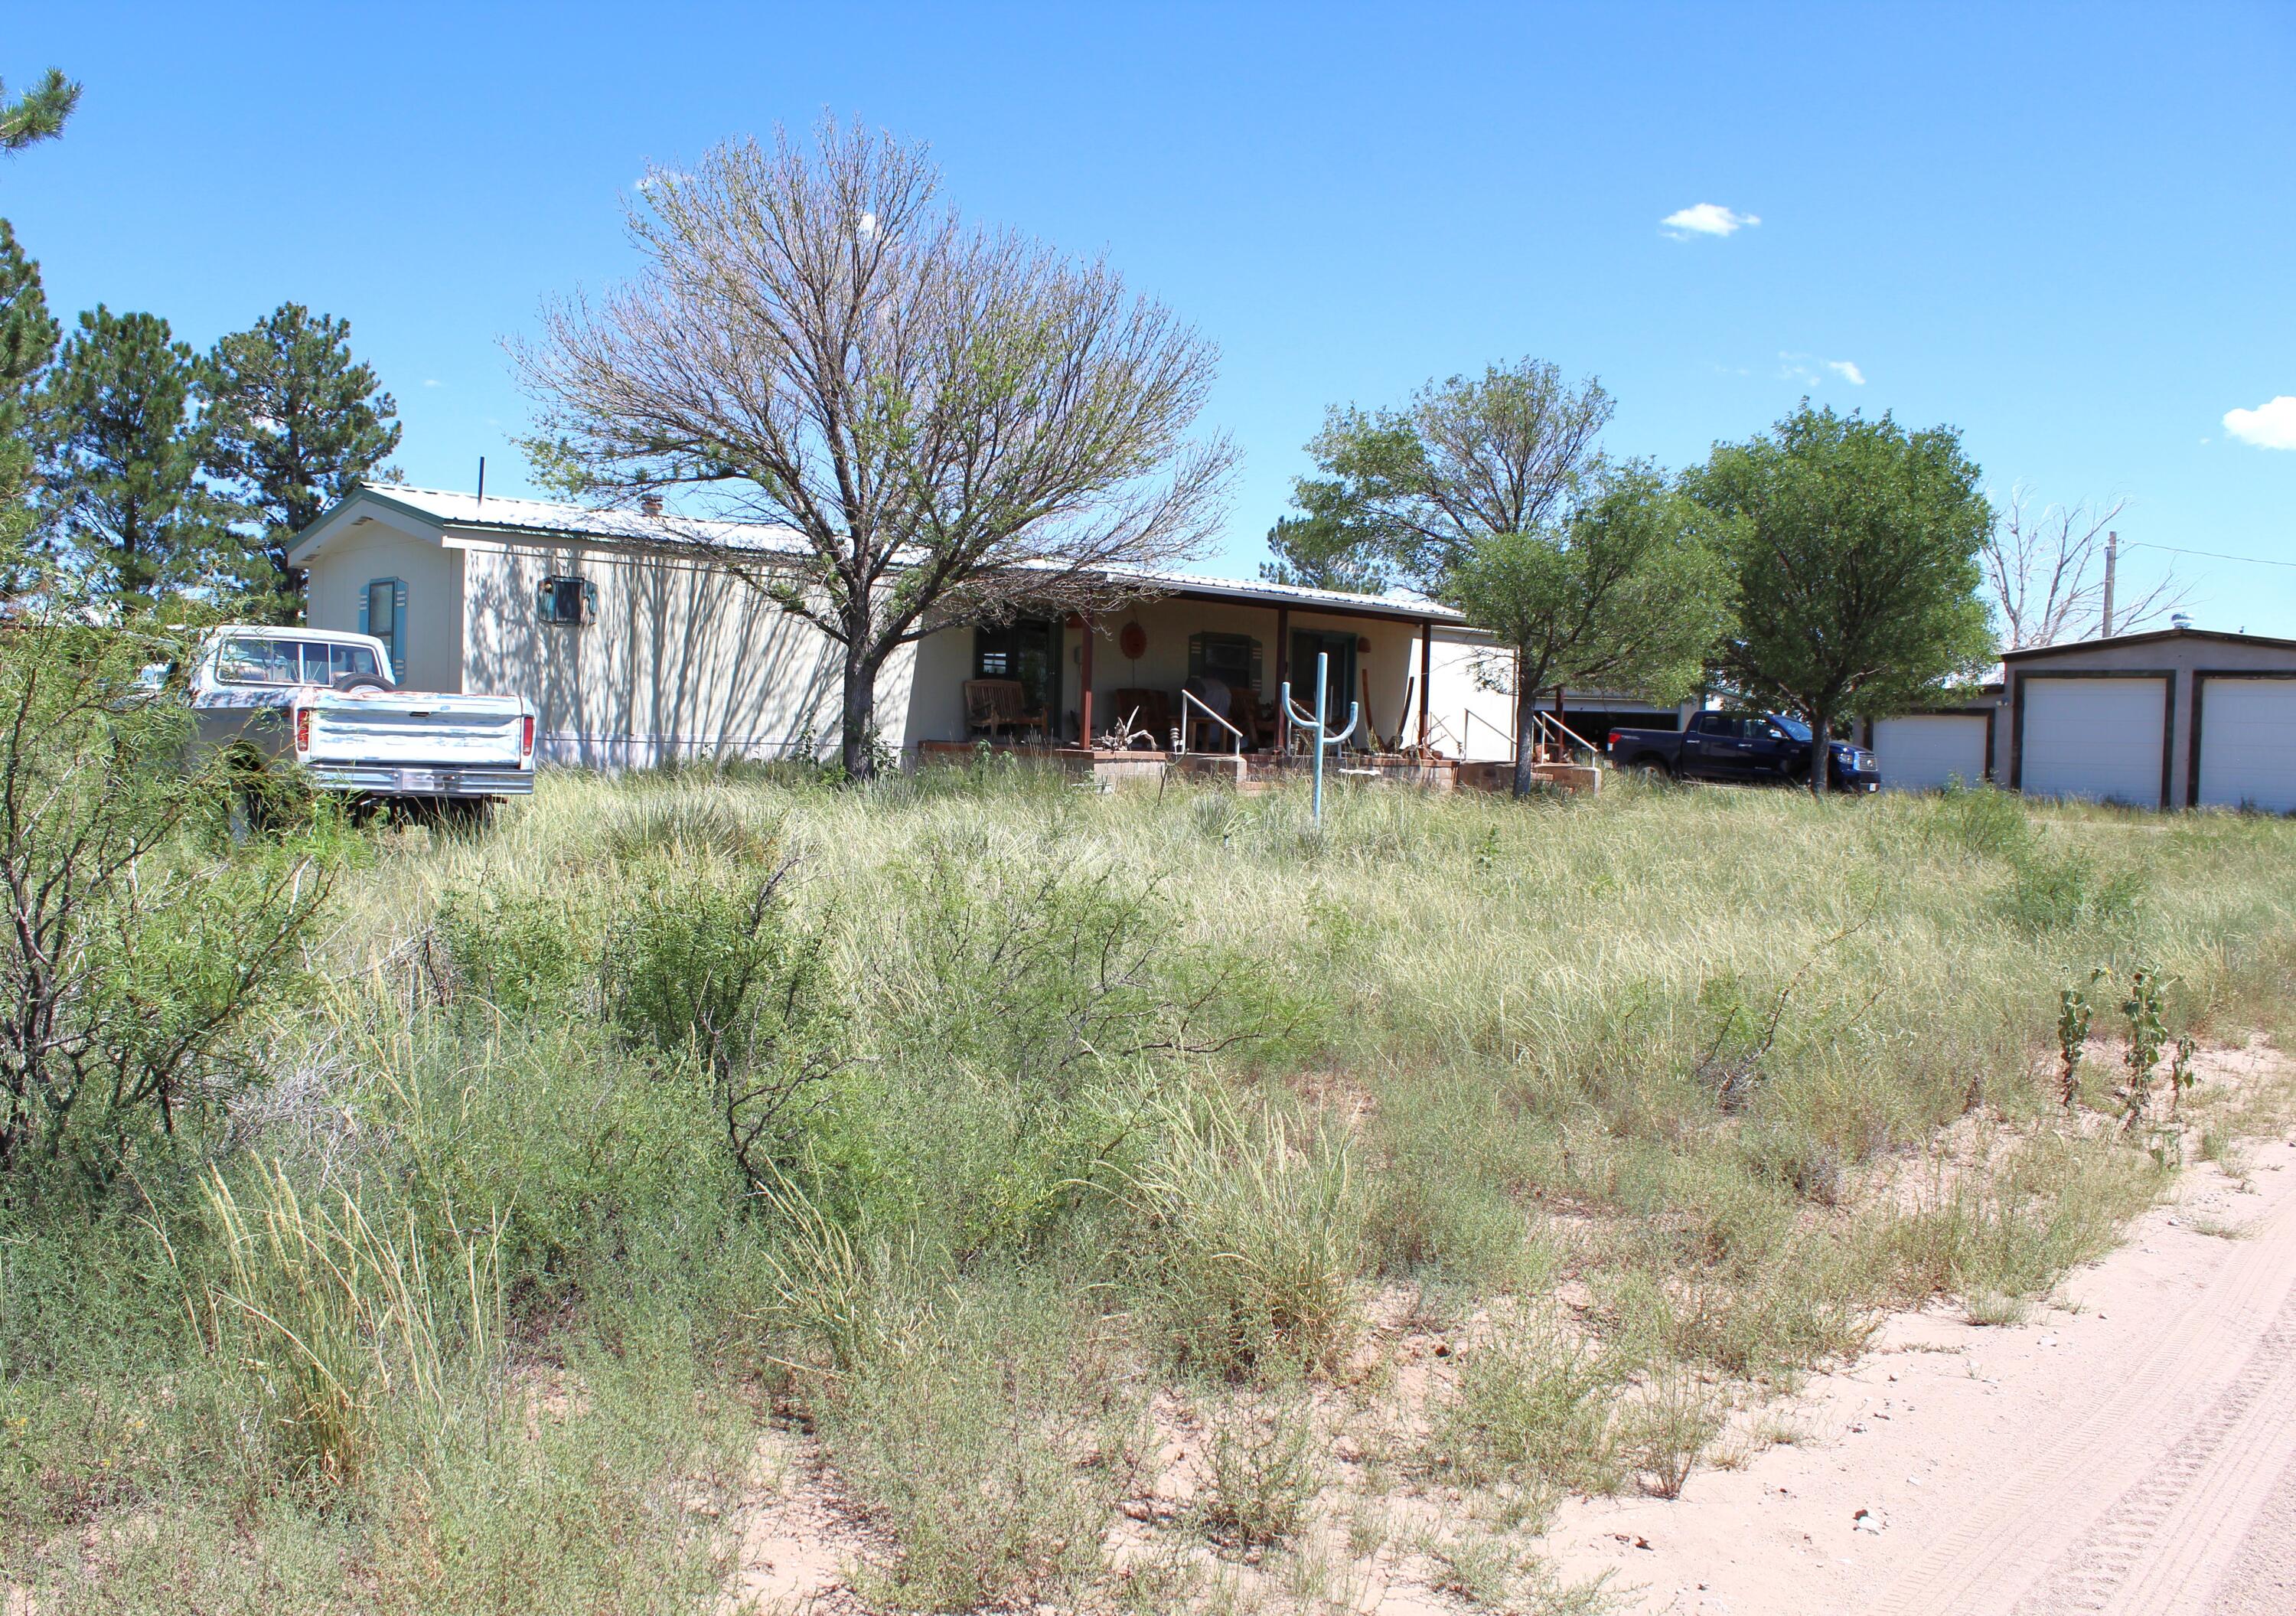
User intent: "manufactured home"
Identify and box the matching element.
[289,484,1506,780]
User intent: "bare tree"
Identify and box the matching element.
[1981,486,2187,650]
[517,116,1234,780]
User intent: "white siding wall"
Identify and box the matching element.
[460,540,858,766]
[302,519,467,693]
[1426,631,1518,760]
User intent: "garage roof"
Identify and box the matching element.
[2001,625,2296,661]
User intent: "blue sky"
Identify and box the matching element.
[9,2,2294,628]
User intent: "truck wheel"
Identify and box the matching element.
[331,672,394,694]
[1626,756,1672,783]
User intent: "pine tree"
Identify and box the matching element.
[0,69,79,153]
[203,303,400,620]
[0,220,58,597]
[34,306,240,614]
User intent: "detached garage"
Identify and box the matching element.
[1998,625,2296,812]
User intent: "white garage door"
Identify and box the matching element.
[2197,679,2296,814]
[2020,677,2167,806]
[1874,713,1990,791]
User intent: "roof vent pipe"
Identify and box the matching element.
[2170,611,2193,631]
[640,494,664,517]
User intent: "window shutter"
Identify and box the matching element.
[582,579,597,622]
[1249,638,1263,692]
[393,580,408,674]
[357,596,369,635]
[536,582,553,622]
[1188,633,1205,679]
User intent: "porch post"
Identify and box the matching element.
[1417,621,1432,747]
[1079,613,1094,747]
[1274,605,1290,753]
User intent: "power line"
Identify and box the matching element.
[2124,541,2296,571]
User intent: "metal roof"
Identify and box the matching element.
[295,483,1463,623]
[1998,625,2296,661]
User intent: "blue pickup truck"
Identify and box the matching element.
[1606,710,1881,792]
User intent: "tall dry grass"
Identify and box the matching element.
[9,762,2296,1612]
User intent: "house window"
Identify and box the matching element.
[974,618,1058,712]
[537,575,595,625]
[360,578,405,681]
[1189,632,1262,691]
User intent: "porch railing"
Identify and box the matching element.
[1177,687,1247,755]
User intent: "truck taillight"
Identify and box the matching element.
[295,707,311,753]
[1607,730,1622,752]
[521,714,534,762]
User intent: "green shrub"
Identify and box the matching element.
[0,609,328,1193]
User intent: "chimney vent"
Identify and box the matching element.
[2170,612,2193,632]
[640,494,664,517]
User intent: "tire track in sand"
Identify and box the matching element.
[1870,1164,2296,1616]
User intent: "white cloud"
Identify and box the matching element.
[1662,203,1760,239]
[422,378,443,388]
[2223,395,2296,450]
[1779,352,1865,387]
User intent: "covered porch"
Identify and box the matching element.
[901,572,1598,792]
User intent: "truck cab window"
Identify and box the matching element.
[328,643,380,681]
[218,637,299,685]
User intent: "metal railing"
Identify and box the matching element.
[1533,710,1602,757]
[1177,687,1247,755]
[1463,707,1515,758]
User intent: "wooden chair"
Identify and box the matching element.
[964,678,1044,743]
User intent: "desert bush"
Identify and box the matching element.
[1199,1396,1320,1547]
[2001,843,2147,933]
[601,844,847,1190]
[1427,1305,1626,1500]
[1619,1361,1723,1499]
[1876,1133,2166,1324]
[0,610,328,1191]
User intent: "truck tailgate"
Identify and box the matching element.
[308,700,525,766]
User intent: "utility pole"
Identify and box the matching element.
[2100,530,2118,638]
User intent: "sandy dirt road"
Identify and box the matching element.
[1546,1132,2296,1616]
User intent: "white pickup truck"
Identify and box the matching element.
[188,625,536,808]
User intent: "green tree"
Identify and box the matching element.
[1260,478,1394,595]
[0,220,57,599]
[203,303,401,620]
[34,306,240,614]
[0,68,78,153]
[1446,464,1734,775]
[1277,359,1729,794]
[1689,403,1995,797]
